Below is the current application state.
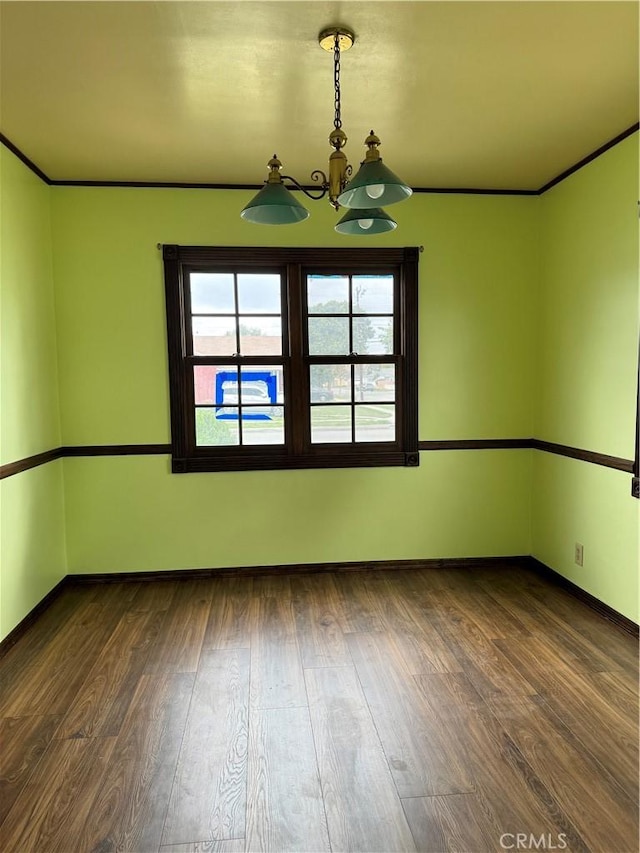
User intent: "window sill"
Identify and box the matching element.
[172,450,419,473]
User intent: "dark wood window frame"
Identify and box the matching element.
[163,245,419,473]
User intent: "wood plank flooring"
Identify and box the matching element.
[0,565,637,852]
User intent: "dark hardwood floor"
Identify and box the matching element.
[0,565,637,852]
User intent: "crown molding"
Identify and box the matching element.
[538,122,639,194]
[0,132,51,184]
[2,125,637,195]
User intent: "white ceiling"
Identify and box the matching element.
[0,1,637,190]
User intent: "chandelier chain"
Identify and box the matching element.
[334,33,342,129]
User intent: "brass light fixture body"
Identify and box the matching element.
[319,27,354,208]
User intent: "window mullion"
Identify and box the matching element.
[348,273,354,355]
[233,273,240,357]
[287,262,307,455]
[306,355,397,364]
[350,363,355,442]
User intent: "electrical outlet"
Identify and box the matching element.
[574,542,584,567]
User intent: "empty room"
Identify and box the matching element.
[0,2,638,852]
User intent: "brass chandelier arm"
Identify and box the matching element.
[311,169,330,186]
[280,171,329,201]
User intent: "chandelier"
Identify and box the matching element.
[240,27,413,235]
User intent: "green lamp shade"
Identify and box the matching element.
[337,159,413,209]
[241,182,310,225]
[334,207,397,235]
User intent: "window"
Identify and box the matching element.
[163,246,419,472]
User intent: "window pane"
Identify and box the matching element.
[196,407,239,446]
[191,273,235,314]
[308,316,349,355]
[353,364,396,402]
[355,404,395,443]
[193,317,237,356]
[310,405,352,444]
[307,275,349,313]
[310,364,351,402]
[352,275,394,314]
[237,273,281,313]
[352,317,393,355]
[243,406,285,445]
[239,366,284,405]
[239,317,282,355]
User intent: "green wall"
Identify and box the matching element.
[51,187,537,575]
[51,188,537,445]
[532,135,639,621]
[0,147,67,638]
[62,452,532,574]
